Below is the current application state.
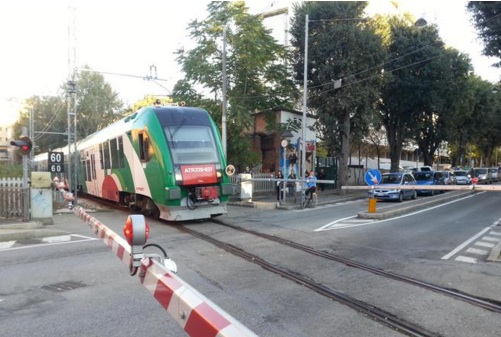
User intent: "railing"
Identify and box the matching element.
[0,177,24,218]
[230,173,277,194]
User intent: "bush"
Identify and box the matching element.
[0,163,23,177]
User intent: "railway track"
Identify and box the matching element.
[79,195,501,336]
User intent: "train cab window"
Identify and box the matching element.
[139,132,152,162]
[165,125,219,164]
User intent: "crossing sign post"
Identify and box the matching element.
[49,152,64,173]
[364,169,381,214]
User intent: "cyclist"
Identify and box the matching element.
[305,171,317,198]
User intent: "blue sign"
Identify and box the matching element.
[365,169,382,186]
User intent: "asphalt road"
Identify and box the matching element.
[1,192,500,337]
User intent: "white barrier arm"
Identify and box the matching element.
[342,184,501,192]
[72,206,258,337]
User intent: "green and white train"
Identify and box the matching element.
[35,105,235,221]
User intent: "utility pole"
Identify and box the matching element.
[222,25,228,159]
[67,0,78,204]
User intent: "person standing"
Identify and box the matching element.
[275,170,284,201]
[288,148,298,173]
[318,168,326,191]
[287,169,297,197]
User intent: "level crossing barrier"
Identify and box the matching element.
[342,183,501,213]
[56,186,258,337]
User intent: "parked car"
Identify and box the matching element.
[488,167,499,182]
[454,170,472,185]
[368,172,417,202]
[414,171,445,196]
[441,171,456,185]
[472,168,493,184]
[408,165,434,176]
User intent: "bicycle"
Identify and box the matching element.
[301,191,317,209]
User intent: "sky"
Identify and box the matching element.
[1,0,500,125]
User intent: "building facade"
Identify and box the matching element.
[249,107,316,176]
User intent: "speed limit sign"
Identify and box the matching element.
[48,152,64,173]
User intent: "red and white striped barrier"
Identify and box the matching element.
[72,206,258,337]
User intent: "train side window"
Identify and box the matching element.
[102,141,110,171]
[139,132,151,162]
[111,138,119,169]
[99,143,104,169]
[86,160,91,182]
[91,153,96,179]
[117,136,124,168]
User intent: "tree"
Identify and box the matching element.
[467,2,501,67]
[72,67,124,140]
[28,96,67,153]
[290,1,386,190]
[376,15,472,169]
[175,1,298,167]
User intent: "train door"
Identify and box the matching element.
[90,152,99,194]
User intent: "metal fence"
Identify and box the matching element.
[230,173,277,194]
[0,177,25,218]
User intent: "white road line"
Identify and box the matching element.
[315,215,358,231]
[0,235,98,252]
[42,235,72,243]
[0,241,16,250]
[489,231,501,236]
[481,236,501,242]
[455,256,478,263]
[475,241,495,248]
[465,247,489,255]
[316,193,480,232]
[441,227,491,260]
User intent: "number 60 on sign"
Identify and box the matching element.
[48,151,64,173]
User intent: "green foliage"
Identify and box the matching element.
[0,163,22,177]
[73,67,125,140]
[290,1,386,182]
[467,2,501,67]
[175,1,298,167]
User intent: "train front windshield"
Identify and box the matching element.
[164,125,220,164]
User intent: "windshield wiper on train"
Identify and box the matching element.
[168,118,186,148]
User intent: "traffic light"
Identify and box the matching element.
[10,136,32,156]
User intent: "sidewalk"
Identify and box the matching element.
[228,189,366,210]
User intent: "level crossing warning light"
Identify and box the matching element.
[123,215,150,273]
[10,135,32,156]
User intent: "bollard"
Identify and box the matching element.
[368,198,377,213]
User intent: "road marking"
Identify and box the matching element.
[42,235,72,243]
[0,234,98,252]
[475,241,495,248]
[489,231,501,236]
[455,256,477,263]
[0,241,16,250]
[465,247,489,255]
[316,193,479,231]
[481,236,501,242]
[441,227,491,260]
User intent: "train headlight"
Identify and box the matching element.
[174,168,182,182]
